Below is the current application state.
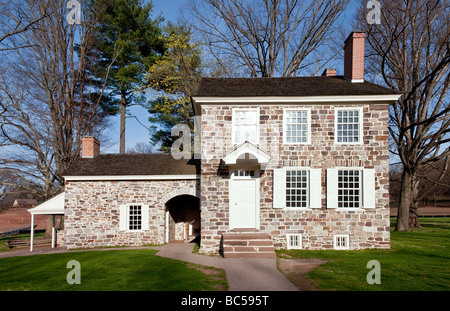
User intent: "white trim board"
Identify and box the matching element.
[192,94,401,104]
[64,174,200,181]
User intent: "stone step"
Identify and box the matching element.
[221,232,276,258]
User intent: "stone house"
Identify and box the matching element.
[61,31,401,257]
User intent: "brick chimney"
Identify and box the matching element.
[81,136,100,158]
[321,68,337,77]
[343,31,366,83]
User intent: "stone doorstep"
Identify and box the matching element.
[223,252,276,258]
[224,246,275,252]
[221,232,276,258]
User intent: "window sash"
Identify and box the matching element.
[128,205,142,230]
[285,170,309,208]
[284,109,310,144]
[336,109,361,143]
[337,170,361,208]
[233,109,259,144]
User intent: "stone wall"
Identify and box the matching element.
[63,179,199,249]
[199,103,390,254]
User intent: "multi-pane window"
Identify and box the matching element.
[284,110,309,143]
[338,170,361,208]
[233,170,255,177]
[286,170,308,208]
[287,234,302,250]
[128,205,142,230]
[336,110,361,143]
[334,235,349,250]
[233,109,258,144]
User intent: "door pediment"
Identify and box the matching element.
[223,141,271,168]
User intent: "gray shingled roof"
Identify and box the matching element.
[194,76,400,97]
[62,154,200,176]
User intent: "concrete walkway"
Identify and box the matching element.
[0,243,299,291]
[153,243,299,291]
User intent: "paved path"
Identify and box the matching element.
[152,243,299,291]
[0,243,299,291]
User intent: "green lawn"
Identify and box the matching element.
[0,248,228,291]
[1,218,448,291]
[277,218,450,291]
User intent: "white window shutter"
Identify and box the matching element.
[141,205,149,230]
[119,205,128,230]
[309,169,322,208]
[363,169,376,208]
[327,169,338,209]
[273,168,286,209]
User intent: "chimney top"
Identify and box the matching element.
[343,31,366,83]
[321,68,337,77]
[82,136,100,158]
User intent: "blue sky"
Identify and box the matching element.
[104,0,361,153]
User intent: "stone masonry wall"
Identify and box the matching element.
[64,179,199,249]
[199,103,390,254]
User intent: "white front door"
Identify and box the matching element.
[229,170,259,229]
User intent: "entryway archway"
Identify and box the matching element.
[165,194,200,243]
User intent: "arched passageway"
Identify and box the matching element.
[165,195,200,243]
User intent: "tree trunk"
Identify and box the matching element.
[396,169,423,231]
[119,90,127,154]
[409,176,422,229]
[396,170,412,231]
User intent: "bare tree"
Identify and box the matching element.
[0,0,56,51]
[356,0,450,230]
[186,0,349,77]
[0,0,114,200]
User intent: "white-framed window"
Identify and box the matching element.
[283,108,311,144]
[232,108,259,145]
[273,167,322,209]
[335,107,363,144]
[120,204,149,231]
[232,169,256,178]
[338,169,361,208]
[286,169,309,208]
[128,205,142,230]
[334,235,349,250]
[287,234,302,250]
[326,168,375,209]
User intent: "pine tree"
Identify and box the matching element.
[91,0,165,153]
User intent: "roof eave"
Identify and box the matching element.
[191,94,401,105]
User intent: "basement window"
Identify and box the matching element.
[334,235,349,250]
[286,234,302,250]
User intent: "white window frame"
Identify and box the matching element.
[119,203,149,231]
[337,168,362,209]
[273,167,321,209]
[283,108,311,145]
[326,167,376,210]
[334,235,349,250]
[232,108,260,145]
[335,107,363,145]
[285,168,310,209]
[286,234,303,250]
